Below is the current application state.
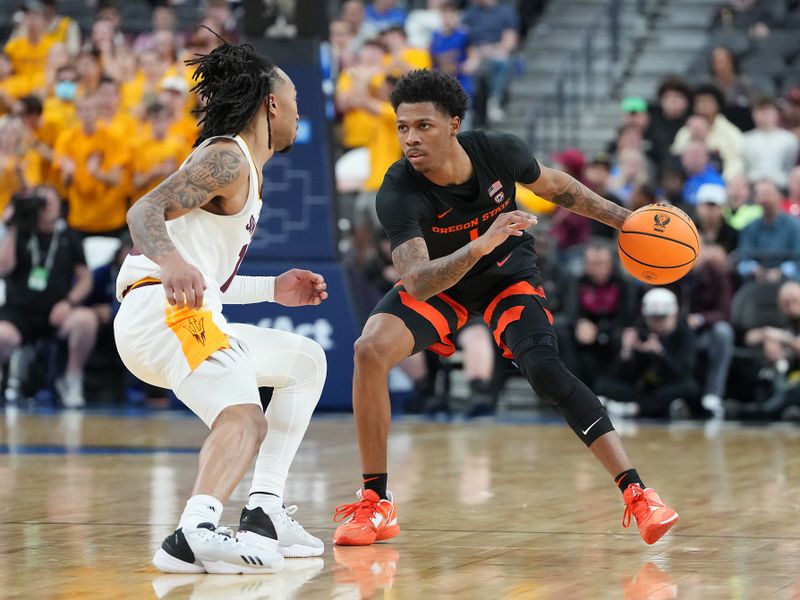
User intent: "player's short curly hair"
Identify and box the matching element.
[390,69,468,120]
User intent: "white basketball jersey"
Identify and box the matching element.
[116,135,262,301]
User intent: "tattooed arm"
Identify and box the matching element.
[393,210,538,301]
[522,165,631,229]
[126,141,246,308]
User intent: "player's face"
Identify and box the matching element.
[268,70,299,154]
[396,102,459,173]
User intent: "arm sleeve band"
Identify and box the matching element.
[220,275,276,304]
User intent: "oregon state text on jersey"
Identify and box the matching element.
[376,130,543,307]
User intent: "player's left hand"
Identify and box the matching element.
[275,269,328,307]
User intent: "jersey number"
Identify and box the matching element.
[469,228,479,241]
[220,244,248,292]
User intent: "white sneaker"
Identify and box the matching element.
[238,505,324,558]
[56,372,85,408]
[702,394,725,419]
[153,523,285,574]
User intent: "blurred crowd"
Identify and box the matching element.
[531,0,800,424]
[334,0,800,423]
[3,0,800,424]
[0,0,232,408]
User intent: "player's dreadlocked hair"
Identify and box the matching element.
[186,33,283,147]
[390,69,468,120]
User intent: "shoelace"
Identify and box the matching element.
[333,497,377,523]
[275,505,301,526]
[195,526,236,544]
[622,488,665,528]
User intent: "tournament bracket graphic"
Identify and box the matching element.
[226,38,360,409]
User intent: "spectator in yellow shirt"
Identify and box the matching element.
[336,40,387,150]
[11,0,82,55]
[351,75,403,255]
[14,95,64,191]
[0,117,42,215]
[54,95,130,236]
[158,76,198,153]
[131,103,187,200]
[96,78,137,142]
[3,1,56,99]
[42,63,78,132]
[381,25,433,73]
[41,0,81,54]
[120,49,173,116]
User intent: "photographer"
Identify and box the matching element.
[0,187,96,407]
[595,288,700,419]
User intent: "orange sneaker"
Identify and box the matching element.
[622,484,679,544]
[333,489,400,546]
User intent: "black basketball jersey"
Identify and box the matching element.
[376,129,543,307]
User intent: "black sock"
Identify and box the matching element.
[615,468,644,493]
[362,473,388,499]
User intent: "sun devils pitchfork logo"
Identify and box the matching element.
[653,213,671,233]
[184,316,207,345]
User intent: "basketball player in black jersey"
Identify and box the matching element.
[332,70,678,547]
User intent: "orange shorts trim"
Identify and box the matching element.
[483,280,552,359]
[483,280,545,324]
[398,289,457,357]
[122,276,162,299]
[438,292,469,330]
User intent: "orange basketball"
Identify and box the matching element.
[618,203,700,285]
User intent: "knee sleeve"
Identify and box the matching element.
[513,334,615,446]
[286,337,328,393]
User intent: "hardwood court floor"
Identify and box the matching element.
[2,411,800,599]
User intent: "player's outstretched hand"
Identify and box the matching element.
[275,269,328,307]
[476,210,538,255]
[159,252,207,309]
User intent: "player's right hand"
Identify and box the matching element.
[476,210,538,255]
[159,252,207,309]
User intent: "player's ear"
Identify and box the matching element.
[450,116,460,135]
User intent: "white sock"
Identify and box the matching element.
[247,492,284,513]
[178,494,223,530]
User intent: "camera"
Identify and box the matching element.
[8,191,46,232]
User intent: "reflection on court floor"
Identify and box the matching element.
[2,410,800,599]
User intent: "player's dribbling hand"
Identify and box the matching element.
[476,210,538,255]
[275,269,329,307]
[159,252,207,309]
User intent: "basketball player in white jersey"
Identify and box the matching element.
[114,40,327,573]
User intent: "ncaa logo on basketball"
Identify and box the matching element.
[653,213,671,233]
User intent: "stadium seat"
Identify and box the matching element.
[754,30,800,62]
[707,30,751,57]
[740,52,787,81]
